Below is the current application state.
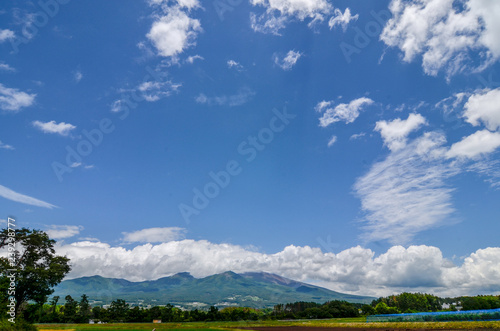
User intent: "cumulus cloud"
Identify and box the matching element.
[273,50,302,70]
[354,132,458,244]
[0,29,15,43]
[0,83,36,112]
[328,8,358,31]
[447,129,500,159]
[463,88,500,131]
[250,0,333,34]
[375,113,428,151]
[147,5,202,58]
[122,227,186,243]
[316,97,374,127]
[195,87,255,107]
[55,238,500,297]
[0,184,57,209]
[46,225,83,239]
[380,0,500,77]
[32,120,76,137]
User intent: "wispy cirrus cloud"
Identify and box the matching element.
[327,135,337,147]
[0,141,14,150]
[0,62,15,72]
[46,225,83,239]
[354,132,458,244]
[195,87,255,107]
[122,227,186,243]
[0,184,57,209]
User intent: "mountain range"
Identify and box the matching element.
[52,271,374,309]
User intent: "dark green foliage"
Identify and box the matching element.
[63,295,78,323]
[108,299,129,321]
[372,292,443,313]
[271,300,360,320]
[459,295,500,310]
[0,318,37,330]
[0,228,71,315]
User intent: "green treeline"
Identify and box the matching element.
[21,296,361,323]
[372,293,500,314]
[18,293,500,324]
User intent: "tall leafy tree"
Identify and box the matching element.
[0,228,71,314]
[63,295,78,323]
[78,294,91,322]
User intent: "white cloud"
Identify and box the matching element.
[380,0,500,77]
[447,129,500,159]
[32,120,76,137]
[467,159,500,188]
[375,113,428,151]
[0,63,15,72]
[46,225,83,239]
[0,141,14,150]
[316,97,374,127]
[137,80,181,102]
[195,87,255,107]
[111,99,126,113]
[149,0,201,10]
[55,238,500,297]
[122,227,186,243]
[0,29,14,42]
[250,0,333,34]
[328,8,358,31]
[327,135,337,147]
[186,54,204,64]
[147,6,202,58]
[349,132,366,140]
[463,88,500,131]
[273,50,302,70]
[0,83,36,112]
[354,132,457,244]
[227,59,244,70]
[0,184,57,209]
[73,70,83,83]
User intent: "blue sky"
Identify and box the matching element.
[1,0,500,297]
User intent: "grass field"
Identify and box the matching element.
[36,317,500,330]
